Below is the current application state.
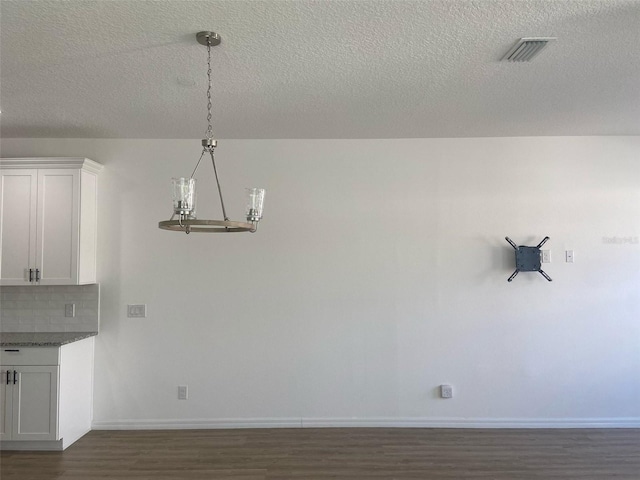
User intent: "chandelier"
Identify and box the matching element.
[158,31,265,234]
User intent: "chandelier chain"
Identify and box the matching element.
[206,39,214,141]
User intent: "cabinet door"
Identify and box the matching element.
[0,170,38,285]
[11,366,59,441]
[0,367,13,440]
[36,169,80,285]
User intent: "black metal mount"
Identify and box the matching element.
[505,236,552,282]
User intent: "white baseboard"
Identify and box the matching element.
[302,417,640,428]
[92,418,303,430]
[92,416,640,430]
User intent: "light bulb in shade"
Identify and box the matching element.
[172,177,197,218]
[245,188,265,222]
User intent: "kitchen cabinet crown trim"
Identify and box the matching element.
[0,158,103,174]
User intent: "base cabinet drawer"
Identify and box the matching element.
[1,347,59,366]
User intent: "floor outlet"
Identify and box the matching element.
[178,385,188,400]
[440,384,453,399]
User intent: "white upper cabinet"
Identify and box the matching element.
[0,158,102,285]
[0,170,37,284]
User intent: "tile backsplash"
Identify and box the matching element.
[0,284,100,332]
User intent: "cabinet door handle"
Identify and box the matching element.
[13,370,17,385]
[29,268,34,282]
[5,370,9,385]
[35,268,41,282]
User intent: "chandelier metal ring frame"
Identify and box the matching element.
[158,219,255,233]
[158,31,265,235]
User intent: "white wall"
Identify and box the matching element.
[2,137,640,428]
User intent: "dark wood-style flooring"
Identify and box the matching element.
[2,428,639,479]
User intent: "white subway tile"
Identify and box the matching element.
[1,285,99,333]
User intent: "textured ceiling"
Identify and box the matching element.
[1,0,639,139]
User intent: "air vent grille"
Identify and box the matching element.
[502,37,556,62]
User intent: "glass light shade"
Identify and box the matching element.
[172,177,196,217]
[245,188,265,222]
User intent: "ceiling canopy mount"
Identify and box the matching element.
[196,31,221,47]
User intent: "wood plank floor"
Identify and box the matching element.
[1,428,639,479]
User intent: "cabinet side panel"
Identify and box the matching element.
[79,171,97,284]
[0,171,37,285]
[37,170,79,284]
[59,337,94,448]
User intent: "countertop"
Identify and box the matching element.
[0,331,97,347]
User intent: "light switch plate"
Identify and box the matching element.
[65,304,75,317]
[127,304,147,318]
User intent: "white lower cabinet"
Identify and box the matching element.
[0,338,94,450]
[1,365,59,441]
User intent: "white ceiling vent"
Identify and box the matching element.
[502,37,556,62]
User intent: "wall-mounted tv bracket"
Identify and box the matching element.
[505,236,552,282]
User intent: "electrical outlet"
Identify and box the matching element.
[65,304,75,318]
[127,304,147,318]
[440,384,453,399]
[541,250,551,263]
[178,385,188,400]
